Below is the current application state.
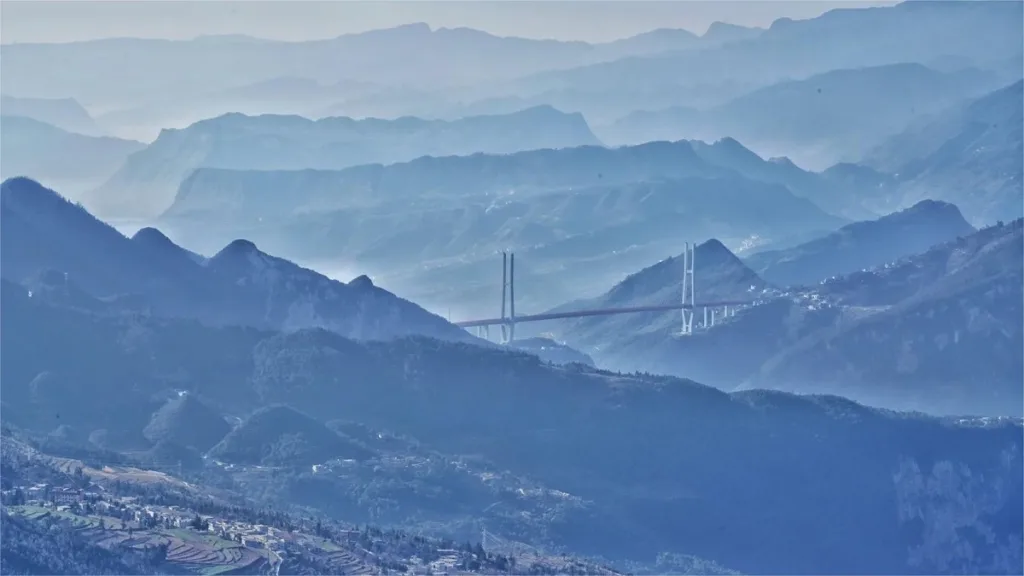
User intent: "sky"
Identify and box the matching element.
[1,0,897,44]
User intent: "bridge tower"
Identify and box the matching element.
[679,242,696,335]
[501,252,508,343]
[509,253,516,342]
[498,251,517,344]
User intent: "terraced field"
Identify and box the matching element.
[9,505,103,530]
[324,549,376,574]
[7,506,270,574]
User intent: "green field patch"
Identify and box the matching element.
[8,505,50,520]
[168,529,243,551]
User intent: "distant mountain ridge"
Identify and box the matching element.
[746,219,1023,414]
[525,1,1023,99]
[0,115,144,196]
[544,218,1022,416]
[0,94,103,135]
[863,79,1024,224]
[1,177,478,344]
[0,22,759,113]
[87,106,601,219]
[599,63,1005,169]
[163,137,855,227]
[744,200,977,287]
[494,0,1022,130]
[151,136,847,316]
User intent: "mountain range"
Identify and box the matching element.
[0,177,477,344]
[2,2,1023,573]
[744,200,977,287]
[4,1,1019,138]
[746,218,1023,413]
[152,138,850,317]
[498,1,1022,124]
[0,21,761,123]
[598,63,1006,169]
[85,106,601,219]
[535,208,1021,417]
[0,94,104,136]
[0,115,144,198]
[862,79,1024,225]
[2,268,1021,574]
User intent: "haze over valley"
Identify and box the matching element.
[1,2,1022,575]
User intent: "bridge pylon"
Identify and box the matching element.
[498,251,516,344]
[679,241,696,336]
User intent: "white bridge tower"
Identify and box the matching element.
[679,241,696,336]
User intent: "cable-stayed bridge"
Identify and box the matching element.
[453,244,757,343]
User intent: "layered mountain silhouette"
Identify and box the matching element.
[1,282,1020,574]
[1,22,763,115]
[155,138,846,316]
[0,115,144,194]
[744,200,977,287]
[0,177,476,344]
[599,63,1005,169]
[513,1,1022,122]
[746,219,1023,415]
[545,219,1022,416]
[0,94,103,136]
[3,3,1023,572]
[863,80,1024,225]
[161,137,861,231]
[87,106,601,219]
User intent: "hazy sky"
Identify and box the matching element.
[2,0,897,44]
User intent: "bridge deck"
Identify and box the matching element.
[454,300,754,328]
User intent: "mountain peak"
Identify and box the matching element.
[349,22,431,39]
[696,238,748,268]
[349,274,374,290]
[697,237,730,253]
[768,156,798,167]
[702,21,763,42]
[214,239,260,260]
[1,176,61,207]
[901,199,964,219]
[207,239,267,277]
[209,404,371,466]
[710,137,761,159]
[131,226,174,246]
[712,136,744,149]
[143,393,230,453]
